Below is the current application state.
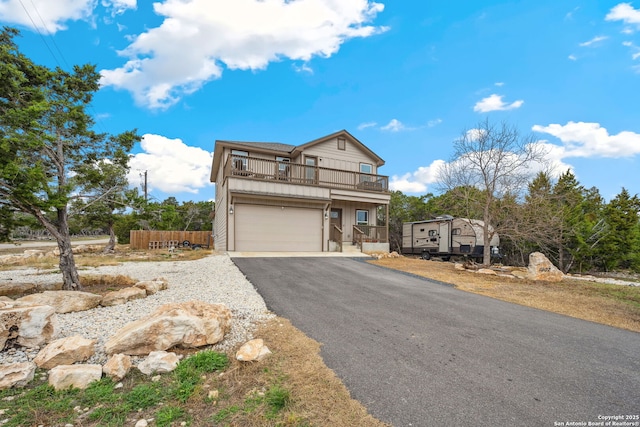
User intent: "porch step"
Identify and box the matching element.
[341,243,361,253]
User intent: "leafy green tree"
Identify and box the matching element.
[599,188,640,272]
[570,186,606,273]
[386,191,434,252]
[73,157,142,252]
[0,27,138,290]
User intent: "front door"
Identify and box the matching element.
[330,208,342,230]
[330,208,342,243]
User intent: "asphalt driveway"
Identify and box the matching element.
[232,257,640,427]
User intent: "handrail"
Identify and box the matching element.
[331,225,343,252]
[353,226,365,248]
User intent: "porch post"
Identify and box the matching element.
[386,203,389,247]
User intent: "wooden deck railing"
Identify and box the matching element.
[330,225,343,251]
[223,154,389,192]
[352,225,388,247]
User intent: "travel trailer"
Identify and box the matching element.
[402,215,500,261]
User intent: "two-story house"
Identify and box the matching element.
[210,130,391,253]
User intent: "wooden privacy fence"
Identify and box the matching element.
[129,230,213,250]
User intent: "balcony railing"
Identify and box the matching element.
[223,154,389,193]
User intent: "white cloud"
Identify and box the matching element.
[427,118,442,127]
[381,119,406,132]
[494,82,504,87]
[389,160,445,194]
[473,94,524,113]
[127,134,213,194]
[568,54,578,61]
[100,0,387,109]
[579,35,608,47]
[102,0,137,16]
[357,121,377,130]
[292,63,313,74]
[606,3,640,29]
[0,0,94,33]
[532,121,640,158]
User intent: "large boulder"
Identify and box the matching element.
[0,362,36,389]
[134,279,168,295]
[100,287,147,307]
[17,291,102,314]
[48,364,102,390]
[0,282,36,297]
[236,339,271,362]
[0,301,57,349]
[137,351,179,375]
[105,301,232,356]
[103,354,132,381]
[34,335,96,369]
[527,252,564,282]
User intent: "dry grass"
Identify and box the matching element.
[178,317,388,427]
[370,257,640,333]
[0,245,215,272]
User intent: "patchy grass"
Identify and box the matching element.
[370,257,640,333]
[0,244,215,272]
[0,320,387,427]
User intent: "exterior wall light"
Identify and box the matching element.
[229,205,234,214]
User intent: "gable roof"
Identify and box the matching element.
[210,130,385,182]
[294,130,385,167]
[216,141,296,153]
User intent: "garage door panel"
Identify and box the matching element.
[235,205,322,251]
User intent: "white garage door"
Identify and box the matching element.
[235,205,322,251]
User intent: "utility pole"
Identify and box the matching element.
[140,170,148,201]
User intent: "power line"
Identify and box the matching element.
[16,0,111,136]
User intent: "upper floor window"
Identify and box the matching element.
[337,138,346,150]
[360,163,372,174]
[359,163,373,184]
[276,156,290,179]
[231,150,248,171]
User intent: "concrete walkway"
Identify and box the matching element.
[228,251,370,258]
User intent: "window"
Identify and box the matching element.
[359,163,373,185]
[276,156,290,178]
[452,228,461,235]
[231,150,248,171]
[356,210,369,225]
[337,138,346,150]
[428,230,437,237]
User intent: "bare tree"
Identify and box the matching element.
[437,119,548,265]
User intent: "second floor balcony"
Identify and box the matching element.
[223,154,389,193]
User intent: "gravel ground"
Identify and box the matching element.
[0,254,274,366]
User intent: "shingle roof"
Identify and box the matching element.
[216,141,296,153]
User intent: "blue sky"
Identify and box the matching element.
[1,0,639,204]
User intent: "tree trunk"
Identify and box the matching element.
[56,208,82,291]
[58,237,82,290]
[483,205,491,266]
[104,221,116,253]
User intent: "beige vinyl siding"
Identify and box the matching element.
[330,201,378,242]
[234,204,322,251]
[228,177,331,201]
[214,189,228,251]
[302,137,378,174]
